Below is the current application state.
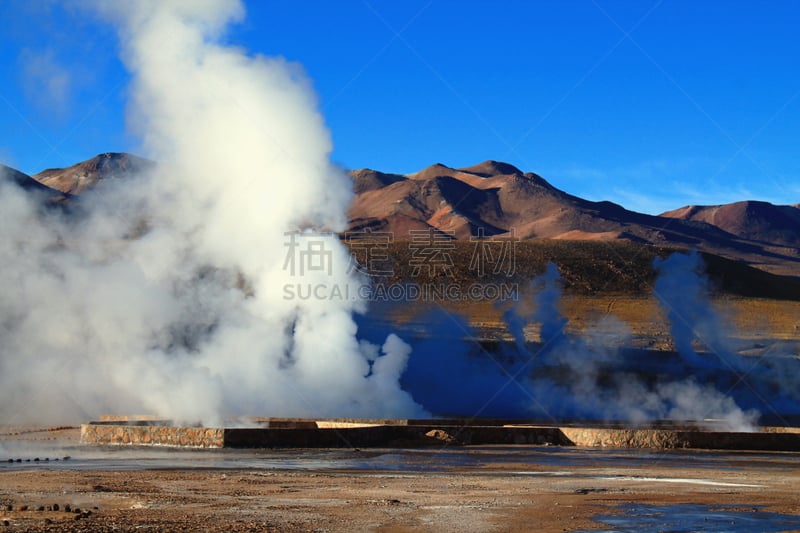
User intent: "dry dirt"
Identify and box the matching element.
[1,429,799,532]
[1,293,798,531]
[393,296,800,349]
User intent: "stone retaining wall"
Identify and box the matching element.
[561,427,800,450]
[562,427,685,448]
[80,420,800,451]
[81,423,224,448]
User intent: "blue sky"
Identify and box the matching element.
[1,1,798,214]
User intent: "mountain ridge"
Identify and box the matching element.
[1,163,67,202]
[661,201,800,248]
[3,154,798,277]
[348,160,798,277]
[32,152,152,195]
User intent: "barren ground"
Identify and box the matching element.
[1,428,799,532]
[389,296,800,350]
[1,289,798,531]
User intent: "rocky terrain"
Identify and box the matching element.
[2,153,799,277]
[662,200,800,248]
[349,160,800,277]
[2,428,800,532]
[31,152,151,196]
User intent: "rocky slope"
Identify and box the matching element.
[32,152,151,195]
[349,160,799,277]
[661,201,800,248]
[3,153,798,277]
[1,163,66,201]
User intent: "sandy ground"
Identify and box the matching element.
[1,428,800,532]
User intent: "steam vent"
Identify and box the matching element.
[80,416,800,451]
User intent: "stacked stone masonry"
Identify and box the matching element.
[81,423,224,448]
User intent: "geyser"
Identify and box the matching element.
[0,0,423,425]
[390,258,780,432]
[1,2,797,433]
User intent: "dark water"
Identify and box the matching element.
[1,444,799,474]
[579,503,800,533]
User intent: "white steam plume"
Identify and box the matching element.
[654,251,746,372]
[0,0,423,425]
[509,262,759,431]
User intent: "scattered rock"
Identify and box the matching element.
[574,488,607,495]
[425,429,459,444]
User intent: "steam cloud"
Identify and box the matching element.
[0,0,422,425]
[2,1,797,431]
[520,255,760,430]
[390,254,798,432]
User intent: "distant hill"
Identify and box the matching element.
[349,161,800,277]
[32,152,151,195]
[350,160,712,241]
[0,163,66,201]
[661,201,800,248]
[4,153,798,278]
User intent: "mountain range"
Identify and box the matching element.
[2,153,799,277]
[350,160,799,277]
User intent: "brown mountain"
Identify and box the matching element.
[661,201,800,248]
[348,161,800,277]
[32,152,151,195]
[7,153,799,277]
[1,163,67,201]
[350,160,707,242]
